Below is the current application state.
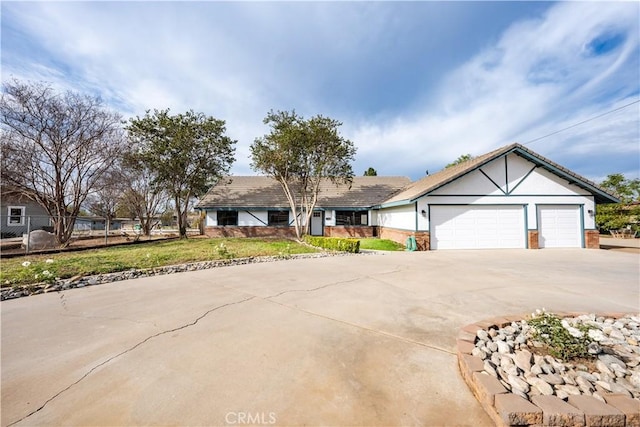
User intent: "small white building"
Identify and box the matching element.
[197,144,619,250]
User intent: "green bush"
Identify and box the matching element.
[303,236,360,253]
[527,311,593,361]
[596,203,640,233]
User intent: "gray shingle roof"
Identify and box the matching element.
[382,143,619,205]
[196,144,618,210]
[196,176,412,209]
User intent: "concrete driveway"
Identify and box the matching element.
[2,249,638,426]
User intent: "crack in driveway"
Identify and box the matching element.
[224,278,457,356]
[264,297,457,356]
[10,275,451,426]
[264,276,362,299]
[7,295,255,427]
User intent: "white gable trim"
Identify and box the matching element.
[428,154,592,198]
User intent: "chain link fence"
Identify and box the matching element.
[0,213,197,254]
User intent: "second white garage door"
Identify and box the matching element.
[538,205,582,248]
[430,205,525,250]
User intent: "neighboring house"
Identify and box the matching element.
[0,187,51,238]
[196,143,619,250]
[74,217,123,231]
[196,176,411,238]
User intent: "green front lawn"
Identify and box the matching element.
[1,238,318,287]
[358,238,405,251]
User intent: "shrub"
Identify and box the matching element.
[303,236,360,253]
[216,242,236,259]
[527,311,593,361]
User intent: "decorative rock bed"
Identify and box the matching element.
[458,312,640,427]
[1,252,360,301]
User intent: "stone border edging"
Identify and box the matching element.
[1,251,367,301]
[457,312,640,427]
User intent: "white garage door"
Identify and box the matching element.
[430,205,525,250]
[538,205,582,248]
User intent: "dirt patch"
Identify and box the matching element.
[0,234,183,258]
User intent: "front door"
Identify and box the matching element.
[311,211,323,236]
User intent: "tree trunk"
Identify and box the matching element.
[50,209,76,248]
[176,196,188,239]
[277,178,302,239]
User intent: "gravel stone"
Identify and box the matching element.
[476,330,489,341]
[472,313,640,405]
[514,350,532,372]
[496,340,511,354]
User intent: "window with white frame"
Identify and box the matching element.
[7,206,25,226]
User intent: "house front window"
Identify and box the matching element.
[335,210,368,226]
[7,206,25,226]
[217,210,238,226]
[268,210,289,226]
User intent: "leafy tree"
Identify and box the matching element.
[0,79,124,246]
[363,167,378,176]
[445,154,473,168]
[596,173,640,234]
[251,110,356,239]
[599,173,639,203]
[126,109,236,238]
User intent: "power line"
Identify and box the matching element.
[522,99,640,146]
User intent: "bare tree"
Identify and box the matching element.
[0,79,125,246]
[85,166,128,232]
[119,153,169,236]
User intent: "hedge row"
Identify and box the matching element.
[302,236,360,253]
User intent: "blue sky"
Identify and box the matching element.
[2,1,639,183]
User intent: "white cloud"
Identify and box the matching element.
[2,1,638,182]
[348,2,639,179]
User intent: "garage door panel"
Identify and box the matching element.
[538,205,581,248]
[431,205,525,250]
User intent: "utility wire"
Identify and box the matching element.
[522,99,640,146]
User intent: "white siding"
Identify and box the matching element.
[419,153,596,232]
[481,157,508,194]
[369,210,378,226]
[377,204,415,231]
[324,210,335,227]
[429,154,591,198]
[238,211,268,226]
[510,166,588,196]
[206,211,217,226]
[429,168,503,196]
[206,209,294,227]
[505,153,535,191]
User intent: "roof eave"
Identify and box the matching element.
[378,199,414,208]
